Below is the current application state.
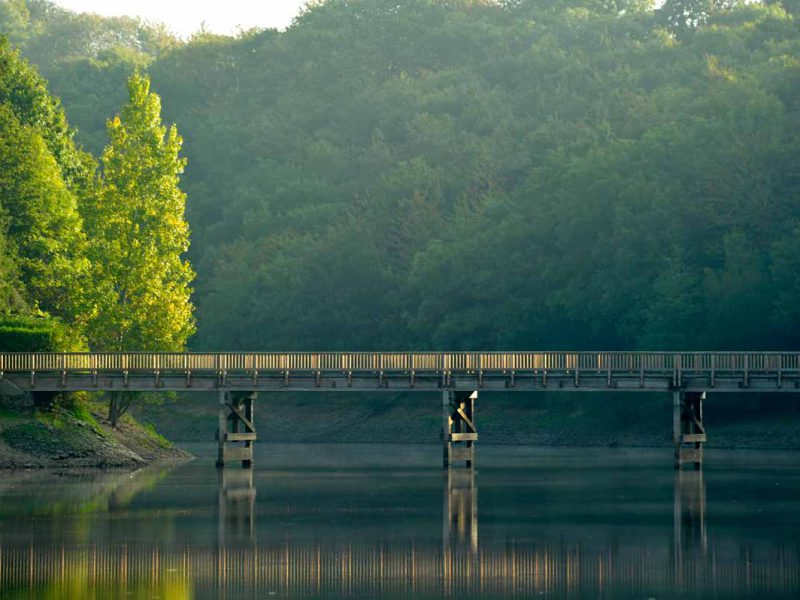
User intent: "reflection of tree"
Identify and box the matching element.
[105,464,177,511]
[29,572,190,600]
[0,462,179,518]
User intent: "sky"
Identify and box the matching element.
[56,1,311,38]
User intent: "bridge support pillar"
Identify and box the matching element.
[442,390,477,469]
[673,391,706,469]
[216,390,257,468]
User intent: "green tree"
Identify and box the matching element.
[0,215,23,313]
[7,0,800,357]
[0,37,94,190]
[658,0,740,31]
[0,105,90,323]
[85,71,195,426]
[0,1,30,44]
[0,37,94,333]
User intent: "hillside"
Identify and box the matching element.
[2,1,800,458]
[3,0,800,352]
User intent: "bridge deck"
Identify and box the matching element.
[1,351,799,393]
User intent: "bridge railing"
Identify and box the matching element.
[1,352,800,373]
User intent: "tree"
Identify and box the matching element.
[0,40,93,334]
[7,0,800,358]
[0,1,30,45]
[0,105,90,322]
[0,37,95,190]
[85,71,195,427]
[658,0,739,32]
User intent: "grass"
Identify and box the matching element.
[141,422,173,449]
[0,419,95,455]
[0,395,108,457]
[0,403,22,421]
[0,392,189,467]
[65,400,106,436]
[117,410,173,449]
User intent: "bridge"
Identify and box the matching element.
[2,351,799,469]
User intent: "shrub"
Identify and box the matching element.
[0,313,83,351]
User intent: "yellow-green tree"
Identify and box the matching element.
[86,71,195,426]
[0,105,90,323]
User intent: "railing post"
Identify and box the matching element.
[743,354,749,388]
[710,354,715,388]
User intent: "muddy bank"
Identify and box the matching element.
[0,402,191,469]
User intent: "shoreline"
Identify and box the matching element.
[0,403,192,470]
[4,389,800,469]
[5,438,798,470]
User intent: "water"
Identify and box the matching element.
[0,444,799,599]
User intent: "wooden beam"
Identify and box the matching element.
[691,413,706,434]
[225,432,257,442]
[221,446,253,462]
[225,402,255,433]
[455,406,476,433]
[449,432,478,442]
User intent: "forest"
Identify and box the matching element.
[1,0,800,353]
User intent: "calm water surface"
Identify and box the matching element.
[0,444,799,599]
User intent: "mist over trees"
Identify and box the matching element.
[2,0,800,351]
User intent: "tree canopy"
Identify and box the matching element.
[0,27,193,363]
[2,0,800,352]
[85,70,195,353]
[0,36,93,344]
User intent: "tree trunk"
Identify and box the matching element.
[108,392,120,428]
[108,391,135,428]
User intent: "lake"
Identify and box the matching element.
[0,444,798,599]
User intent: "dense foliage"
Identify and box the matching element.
[2,0,800,352]
[84,71,195,353]
[0,36,92,346]
[0,313,80,351]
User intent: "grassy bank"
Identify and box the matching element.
[0,400,190,469]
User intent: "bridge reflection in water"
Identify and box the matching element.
[218,467,257,543]
[674,469,707,567]
[1,470,798,599]
[443,468,478,554]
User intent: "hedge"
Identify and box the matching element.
[0,315,68,352]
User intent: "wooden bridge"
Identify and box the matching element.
[1,351,798,470]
